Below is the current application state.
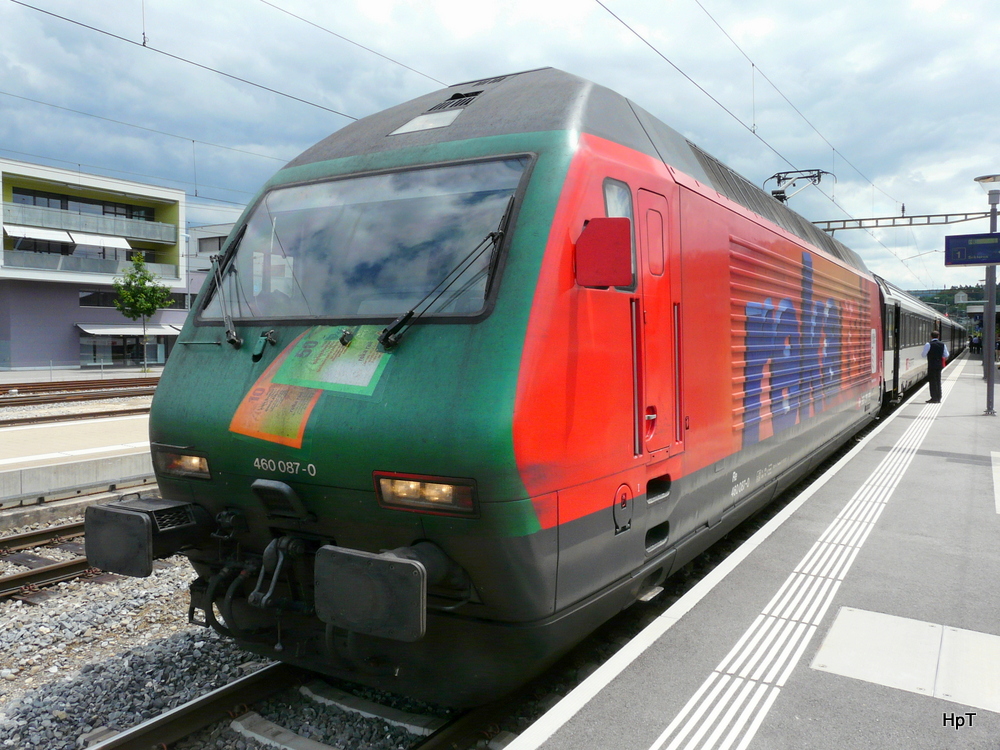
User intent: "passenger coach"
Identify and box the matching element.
[877,276,965,403]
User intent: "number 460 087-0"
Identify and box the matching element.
[253,457,317,477]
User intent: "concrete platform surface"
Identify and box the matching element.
[510,354,1000,750]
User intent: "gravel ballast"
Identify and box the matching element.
[0,547,431,750]
[0,555,276,749]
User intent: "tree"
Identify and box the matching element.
[113,254,173,371]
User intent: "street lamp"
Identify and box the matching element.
[974,174,1000,414]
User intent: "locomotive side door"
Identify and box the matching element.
[637,188,684,456]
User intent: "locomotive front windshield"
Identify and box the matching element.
[200,157,529,322]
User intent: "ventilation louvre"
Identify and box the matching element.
[152,505,195,531]
[427,90,483,113]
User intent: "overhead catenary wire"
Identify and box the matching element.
[593,0,795,172]
[0,146,254,204]
[685,1,932,283]
[258,0,448,87]
[0,89,291,163]
[6,0,933,285]
[594,0,932,287]
[10,0,358,121]
[2,1,454,214]
[690,0,901,209]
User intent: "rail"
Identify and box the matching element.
[0,405,151,427]
[0,522,90,600]
[86,663,306,750]
[0,376,159,397]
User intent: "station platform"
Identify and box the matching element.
[0,415,152,519]
[0,367,158,519]
[510,353,1000,750]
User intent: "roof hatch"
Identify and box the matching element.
[389,91,484,136]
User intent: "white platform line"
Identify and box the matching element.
[640,361,966,750]
[991,452,1000,514]
[0,441,149,466]
[800,578,835,625]
[503,360,967,750]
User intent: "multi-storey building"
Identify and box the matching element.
[0,157,200,370]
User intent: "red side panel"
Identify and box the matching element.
[514,133,882,532]
[514,141,639,526]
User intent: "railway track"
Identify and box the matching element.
[0,377,159,397]
[0,377,157,427]
[84,663,306,750]
[0,515,526,750]
[0,405,151,428]
[83,660,526,750]
[0,387,156,407]
[0,521,94,601]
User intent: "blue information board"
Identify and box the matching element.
[945,232,1000,266]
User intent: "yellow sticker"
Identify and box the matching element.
[229,332,321,448]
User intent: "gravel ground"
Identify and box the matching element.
[0,394,152,421]
[0,517,437,750]
[0,552,268,748]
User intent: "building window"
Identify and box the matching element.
[10,238,73,255]
[79,335,168,367]
[80,289,187,310]
[198,236,224,255]
[12,188,155,222]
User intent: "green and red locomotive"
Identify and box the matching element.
[87,68,883,706]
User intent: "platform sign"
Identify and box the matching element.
[944,232,1000,266]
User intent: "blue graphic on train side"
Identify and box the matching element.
[742,253,845,444]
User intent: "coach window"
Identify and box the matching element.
[603,178,636,290]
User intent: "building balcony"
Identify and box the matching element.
[3,202,177,244]
[2,248,179,279]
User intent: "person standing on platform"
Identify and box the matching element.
[922,330,949,404]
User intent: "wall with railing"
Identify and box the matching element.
[3,202,177,244]
[2,248,178,279]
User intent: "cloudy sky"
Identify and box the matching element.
[2,0,998,290]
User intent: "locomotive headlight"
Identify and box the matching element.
[374,472,477,517]
[421,482,453,503]
[152,446,212,480]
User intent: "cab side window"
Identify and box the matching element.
[603,179,636,291]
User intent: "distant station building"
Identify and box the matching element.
[0,157,233,371]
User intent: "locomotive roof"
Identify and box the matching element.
[287,68,868,273]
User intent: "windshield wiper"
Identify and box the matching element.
[483,195,515,298]
[211,225,247,349]
[378,198,514,350]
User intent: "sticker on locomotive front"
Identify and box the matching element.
[229,332,322,449]
[272,325,390,396]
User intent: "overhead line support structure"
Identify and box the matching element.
[815,211,991,233]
